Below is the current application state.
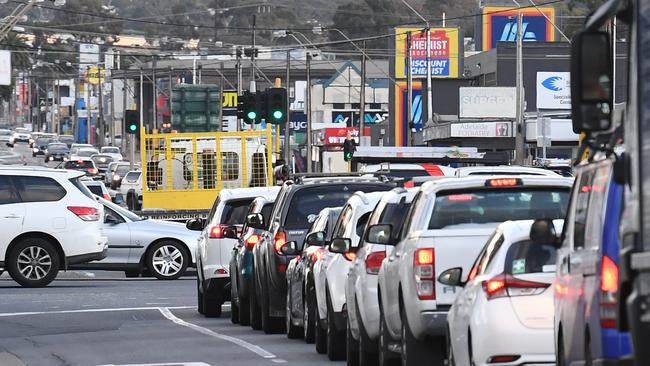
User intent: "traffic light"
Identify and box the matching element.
[238,91,259,124]
[125,110,139,134]
[343,138,356,162]
[266,88,287,125]
[256,90,268,121]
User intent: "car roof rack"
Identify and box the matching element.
[291,172,396,185]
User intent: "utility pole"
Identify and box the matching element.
[27,71,32,131]
[139,68,144,133]
[98,78,105,146]
[514,12,526,165]
[110,73,115,146]
[122,76,127,153]
[152,57,157,130]
[406,32,413,146]
[73,74,79,137]
[251,14,256,82]
[359,42,367,146]
[219,62,224,131]
[236,48,243,132]
[86,73,91,144]
[425,28,433,127]
[306,52,312,173]
[285,50,291,165]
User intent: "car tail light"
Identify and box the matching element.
[274,230,287,254]
[311,248,326,262]
[482,274,550,300]
[344,252,356,261]
[487,355,521,363]
[485,178,522,187]
[278,264,287,273]
[103,193,111,201]
[365,251,386,275]
[600,256,619,328]
[88,168,98,175]
[67,206,100,221]
[245,234,261,250]
[209,225,227,239]
[414,248,435,300]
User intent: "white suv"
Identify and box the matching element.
[187,186,280,318]
[0,167,107,287]
[377,176,573,365]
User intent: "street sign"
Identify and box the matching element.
[87,66,105,85]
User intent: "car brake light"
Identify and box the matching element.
[488,355,521,363]
[311,248,326,262]
[447,194,475,201]
[482,274,549,300]
[67,206,100,221]
[600,256,619,328]
[103,194,111,201]
[365,251,386,275]
[414,248,435,300]
[209,225,226,239]
[486,178,522,187]
[274,231,287,254]
[88,168,98,175]
[245,234,260,250]
[344,252,356,261]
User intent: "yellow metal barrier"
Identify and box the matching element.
[140,127,274,211]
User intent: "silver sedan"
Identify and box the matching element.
[70,197,199,280]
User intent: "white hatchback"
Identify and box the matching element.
[0,166,107,287]
[445,219,561,366]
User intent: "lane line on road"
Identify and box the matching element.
[0,306,195,317]
[158,307,278,361]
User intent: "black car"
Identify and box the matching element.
[58,135,75,148]
[285,206,341,343]
[44,143,69,162]
[33,138,56,157]
[251,176,393,334]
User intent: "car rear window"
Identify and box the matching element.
[261,202,274,224]
[379,201,412,240]
[220,199,254,225]
[505,240,557,275]
[115,166,130,175]
[86,185,103,197]
[124,172,141,181]
[69,178,94,199]
[284,184,390,229]
[428,189,570,229]
[65,160,94,169]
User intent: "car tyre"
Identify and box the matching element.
[197,276,205,315]
[260,278,284,334]
[326,296,346,361]
[238,292,251,326]
[249,274,262,330]
[303,292,316,343]
[347,317,360,366]
[315,318,328,354]
[146,241,189,280]
[286,288,303,339]
[379,307,399,366]
[124,270,140,278]
[357,300,379,366]
[231,300,240,324]
[400,306,445,366]
[7,238,60,288]
[557,331,566,366]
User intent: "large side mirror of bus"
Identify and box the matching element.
[571,31,613,134]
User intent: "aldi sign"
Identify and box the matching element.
[481,6,556,51]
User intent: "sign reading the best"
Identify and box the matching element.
[394,27,461,79]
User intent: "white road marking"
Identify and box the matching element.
[97,363,210,366]
[158,307,277,360]
[0,306,195,317]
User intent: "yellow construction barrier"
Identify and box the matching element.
[140,127,273,211]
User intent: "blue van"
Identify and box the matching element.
[554,156,633,365]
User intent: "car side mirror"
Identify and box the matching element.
[113,193,124,205]
[329,238,351,254]
[246,213,265,230]
[365,224,394,245]
[530,219,559,248]
[280,241,300,256]
[105,213,121,225]
[305,231,327,247]
[438,267,464,287]
[571,30,613,134]
[186,218,205,231]
[223,226,239,239]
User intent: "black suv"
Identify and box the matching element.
[251,176,393,333]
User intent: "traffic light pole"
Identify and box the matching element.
[306,52,312,173]
[359,42,366,146]
[285,50,291,165]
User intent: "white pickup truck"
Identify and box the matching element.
[376,175,574,365]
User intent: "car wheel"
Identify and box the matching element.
[146,241,189,280]
[286,288,303,339]
[446,327,455,366]
[347,317,360,366]
[326,296,346,361]
[7,238,60,288]
[260,277,284,334]
[585,330,593,366]
[197,276,205,315]
[379,306,399,366]
[238,288,251,326]
[231,299,240,324]
[249,274,262,330]
[400,306,445,366]
[315,315,328,354]
[357,300,379,366]
[303,292,316,344]
[557,331,566,366]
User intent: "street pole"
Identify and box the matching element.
[139,68,144,133]
[219,62,224,131]
[27,71,32,131]
[110,73,115,146]
[251,14,256,82]
[306,52,312,173]
[406,32,413,146]
[55,79,60,134]
[359,43,366,146]
[285,50,291,165]
[236,49,243,132]
[73,75,79,137]
[152,57,157,131]
[514,12,526,165]
[425,28,433,127]
[122,76,127,153]
[98,78,105,146]
[86,68,91,144]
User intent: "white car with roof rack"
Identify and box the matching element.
[454,165,561,177]
[377,175,573,366]
[0,166,107,287]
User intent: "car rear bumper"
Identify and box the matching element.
[420,310,449,337]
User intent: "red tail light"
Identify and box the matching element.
[488,355,521,363]
[88,168,98,175]
[482,274,550,300]
[274,231,287,254]
[365,251,386,275]
[414,248,435,300]
[310,248,326,262]
[245,234,260,250]
[103,194,111,201]
[67,206,100,221]
[344,252,357,261]
[209,225,226,239]
[486,178,522,187]
[600,256,619,328]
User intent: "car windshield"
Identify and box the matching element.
[92,155,112,164]
[115,165,130,175]
[59,136,74,142]
[428,188,570,229]
[284,184,390,229]
[101,147,120,154]
[37,138,54,146]
[97,196,143,221]
[0,130,11,135]
[64,160,94,169]
[77,149,98,157]
[220,199,254,226]
[505,240,557,275]
[15,128,29,133]
[48,144,68,151]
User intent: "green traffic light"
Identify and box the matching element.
[247,111,257,120]
[272,110,283,120]
[129,124,137,132]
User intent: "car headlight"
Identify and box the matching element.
[33,148,38,153]
[112,175,120,181]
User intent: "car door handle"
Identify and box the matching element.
[4,214,21,219]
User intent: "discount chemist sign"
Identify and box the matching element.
[394,27,461,79]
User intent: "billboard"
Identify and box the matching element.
[536,72,571,109]
[459,87,516,118]
[481,6,556,51]
[394,27,461,79]
[0,50,10,86]
[393,81,424,147]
